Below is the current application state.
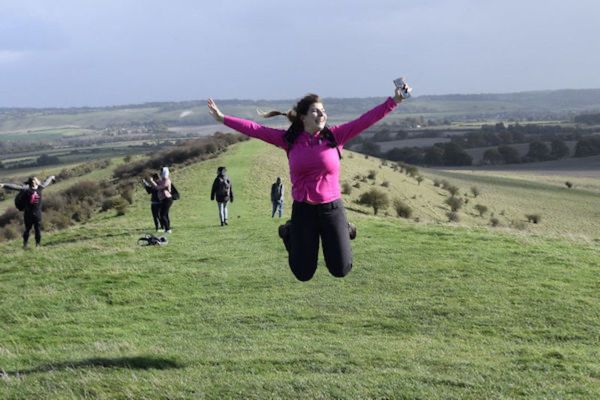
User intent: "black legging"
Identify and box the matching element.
[23,212,42,246]
[151,203,162,230]
[159,198,173,231]
[289,199,352,281]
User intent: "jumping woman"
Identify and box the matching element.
[207,81,411,281]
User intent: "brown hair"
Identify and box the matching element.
[259,94,321,132]
[258,94,322,146]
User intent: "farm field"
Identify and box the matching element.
[1,139,599,398]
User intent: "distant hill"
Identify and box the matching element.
[2,89,600,133]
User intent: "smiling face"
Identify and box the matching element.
[301,102,327,134]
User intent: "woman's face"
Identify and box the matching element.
[301,102,327,133]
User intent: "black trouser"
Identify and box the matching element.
[23,212,42,246]
[289,199,352,281]
[159,198,173,231]
[151,202,162,230]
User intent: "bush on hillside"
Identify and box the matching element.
[445,196,464,212]
[474,204,488,217]
[446,211,459,222]
[471,186,480,197]
[342,181,353,195]
[393,198,412,219]
[525,214,541,224]
[490,217,500,227]
[565,181,573,189]
[357,188,389,215]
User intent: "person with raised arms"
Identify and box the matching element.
[1,175,56,248]
[207,80,411,281]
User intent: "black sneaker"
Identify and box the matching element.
[348,222,357,240]
[278,220,292,252]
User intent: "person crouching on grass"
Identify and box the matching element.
[207,80,411,281]
[0,176,56,248]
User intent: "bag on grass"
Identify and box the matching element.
[138,234,168,246]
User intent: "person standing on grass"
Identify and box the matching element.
[142,173,162,232]
[210,166,234,226]
[271,177,284,218]
[0,175,56,248]
[149,167,173,233]
[207,80,411,281]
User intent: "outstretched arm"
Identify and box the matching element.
[330,82,412,145]
[207,98,287,149]
[40,176,56,188]
[0,183,26,191]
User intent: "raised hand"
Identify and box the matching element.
[207,98,225,123]
[393,82,412,104]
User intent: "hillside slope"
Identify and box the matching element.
[1,140,599,399]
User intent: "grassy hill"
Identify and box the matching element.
[1,140,599,398]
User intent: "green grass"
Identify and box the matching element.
[1,140,599,398]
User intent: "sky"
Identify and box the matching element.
[0,0,599,107]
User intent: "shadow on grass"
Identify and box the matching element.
[2,356,184,376]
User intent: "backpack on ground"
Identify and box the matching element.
[217,177,231,198]
[137,234,168,246]
[170,183,180,200]
[14,190,30,211]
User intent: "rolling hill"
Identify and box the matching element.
[1,139,599,398]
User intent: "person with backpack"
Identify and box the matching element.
[210,166,233,226]
[207,80,411,281]
[149,167,173,233]
[271,177,284,218]
[0,175,56,248]
[142,173,162,232]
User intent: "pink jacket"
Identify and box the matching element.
[224,97,397,204]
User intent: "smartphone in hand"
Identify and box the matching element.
[394,77,412,99]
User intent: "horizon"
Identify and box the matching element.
[2,87,600,110]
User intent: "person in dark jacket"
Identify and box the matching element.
[142,173,162,231]
[271,177,284,218]
[210,166,234,226]
[1,175,55,247]
[149,167,173,233]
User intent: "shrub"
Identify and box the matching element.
[474,204,488,217]
[0,208,20,228]
[416,176,424,185]
[101,198,114,212]
[565,181,573,189]
[446,211,459,222]
[381,181,390,188]
[393,198,412,218]
[352,182,361,189]
[433,179,441,187]
[526,214,541,224]
[342,181,353,195]
[445,185,460,197]
[367,170,378,180]
[445,196,464,212]
[0,225,19,241]
[490,217,500,227]
[471,186,480,197]
[113,198,129,216]
[357,188,389,215]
